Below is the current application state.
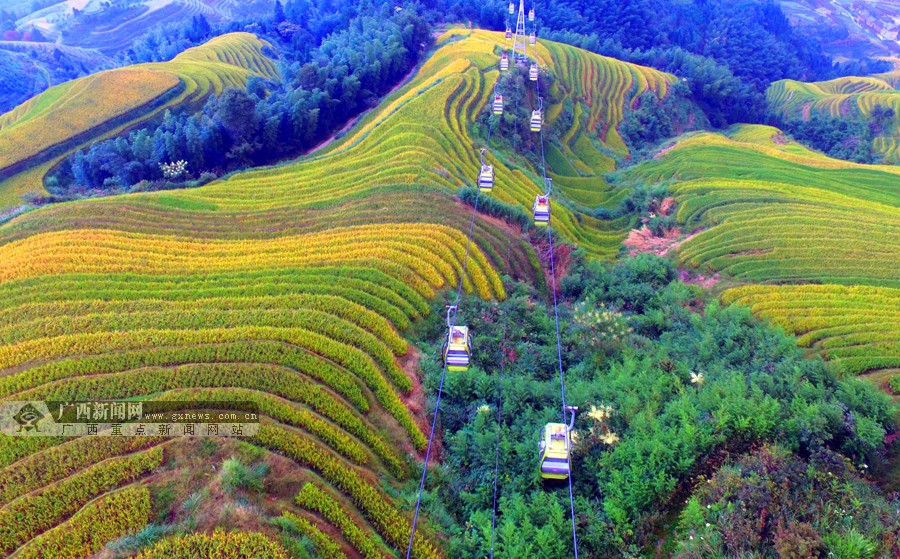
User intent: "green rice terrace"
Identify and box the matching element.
[767,69,900,162]
[626,124,900,382]
[0,32,278,208]
[0,28,681,558]
[0,9,898,556]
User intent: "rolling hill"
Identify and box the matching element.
[775,0,900,59]
[768,70,900,162]
[0,32,278,209]
[628,124,900,384]
[0,28,678,557]
[5,0,275,56]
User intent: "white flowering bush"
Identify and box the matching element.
[571,301,633,354]
[159,160,188,180]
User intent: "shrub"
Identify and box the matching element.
[221,457,269,494]
[823,530,878,559]
[774,522,824,559]
[671,446,898,558]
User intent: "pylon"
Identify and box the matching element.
[512,0,527,63]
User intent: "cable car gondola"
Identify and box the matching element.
[539,405,577,480]
[441,306,472,372]
[478,148,494,192]
[528,7,535,21]
[529,63,539,82]
[509,2,515,14]
[530,97,543,132]
[533,177,551,225]
[529,30,536,45]
[505,27,512,40]
[533,195,550,226]
[492,84,504,115]
[500,51,509,71]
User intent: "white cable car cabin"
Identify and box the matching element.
[539,406,577,480]
[509,2,515,14]
[478,148,494,192]
[500,51,509,71]
[492,89,504,115]
[529,63,539,82]
[529,31,536,45]
[533,176,551,225]
[505,27,512,40]
[530,110,542,132]
[528,7,535,21]
[533,194,550,226]
[530,98,543,132]
[441,307,472,372]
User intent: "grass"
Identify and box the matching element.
[629,124,900,379]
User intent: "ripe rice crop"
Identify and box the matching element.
[0,33,279,207]
[133,529,288,559]
[722,284,900,376]
[632,124,900,375]
[0,29,675,554]
[13,485,151,559]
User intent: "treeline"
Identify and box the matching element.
[777,104,897,164]
[442,0,890,127]
[49,4,430,194]
[120,0,411,65]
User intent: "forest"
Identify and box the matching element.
[46,3,431,195]
[776,104,897,164]
[412,250,896,557]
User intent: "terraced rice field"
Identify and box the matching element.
[190,28,673,257]
[0,29,669,555]
[0,32,278,208]
[631,124,900,380]
[767,74,900,162]
[538,38,673,210]
[722,285,900,377]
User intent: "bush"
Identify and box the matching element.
[458,187,531,230]
[672,446,898,558]
[221,457,269,494]
[774,522,824,559]
[780,114,875,163]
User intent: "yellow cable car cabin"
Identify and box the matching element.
[442,325,472,372]
[500,51,509,71]
[529,31,536,45]
[539,406,577,480]
[528,7,535,21]
[529,64,538,82]
[533,194,550,226]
